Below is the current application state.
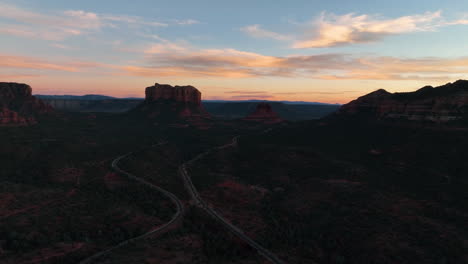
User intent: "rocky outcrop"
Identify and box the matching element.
[244,102,283,123]
[337,80,468,122]
[145,83,201,106]
[0,82,53,125]
[134,83,210,124]
[0,107,34,125]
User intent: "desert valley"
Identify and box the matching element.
[1,80,468,263]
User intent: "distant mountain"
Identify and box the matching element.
[203,99,338,105]
[36,95,337,106]
[336,80,468,123]
[205,101,339,121]
[36,94,119,100]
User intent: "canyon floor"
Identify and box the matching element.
[1,111,468,264]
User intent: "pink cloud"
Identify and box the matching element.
[119,42,468,81]
[0,54,102,72]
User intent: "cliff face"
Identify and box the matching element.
[145,83,202,106]
[337,80,468,122]
[244,102,283,123]
[0,82,53,125]
[135,83,210,123]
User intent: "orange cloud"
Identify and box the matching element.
[120,42,468,81]
[0,54,102,72]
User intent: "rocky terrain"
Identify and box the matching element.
[133,83,210,123]
[337,80,468,122]
[243,102,283,124]
[37,96,339,120]
[2,79,468,263]
[0,82,53,126]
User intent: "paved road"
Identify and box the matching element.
[79,142,184,264]
[179,135,288,264]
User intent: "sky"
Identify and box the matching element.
[1,0,468,103]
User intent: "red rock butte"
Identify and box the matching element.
[0,82,53,125]
[145,83,202,106]
[244,102,283,123]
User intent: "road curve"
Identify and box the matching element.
[179,136,288,264]
[79,142,184,264]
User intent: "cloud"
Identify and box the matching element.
[119,42,468,81]
[293,11,445,48]
[316,56,468,81]
[241,24,292,41]
[243,11,468,48]
[0,73,40,79]
[0,3,196,41]
[229,95,274,99]
[173,19,200,25]
[225,90,270,94]
[50,43,75,50]
[102,14,168,27]
[0,3,101,40]
[0,54,102,72]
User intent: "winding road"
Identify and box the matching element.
[179,135,287,264]
[79,142,184,264]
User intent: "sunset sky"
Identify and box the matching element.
[1,0,468,103]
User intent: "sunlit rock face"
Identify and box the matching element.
[145,83,202,106]
[244,102,284,123]
[0,82,53,126]
[337,80,468,122]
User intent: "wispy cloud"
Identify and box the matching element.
[0,3,101,40]
[229,95,274,99]
[119,41,468,81]
[101,14,168,27]
[241,24,292,41]
[225,90,270,94]
[0,3,197,41]
[318,56,468,81]
[173,19,200,25]
[0,73,40,79]
[293,11,444,48]
[241,11,468,48]
[0,54,102,72]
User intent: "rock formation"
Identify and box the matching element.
[336,80,468,122]
[0,82,53,125]
[145,83,201,106]
[244,102,283,123]
[134,83,210,123]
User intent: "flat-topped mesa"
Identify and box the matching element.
[0,82,53,126]
[135,83,210,124]
[0,82,32,101]
[145,83,201,106]
[244,102,283,123]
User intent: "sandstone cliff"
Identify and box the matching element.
[244,102,283,123]
[134,83,210,123]
[337,80,468,122]
[145,83,201,106]
[0,82,53,125]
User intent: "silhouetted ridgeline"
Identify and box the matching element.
[36,95,340,120]
[336,80,468,123]
[41,98,143,113]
